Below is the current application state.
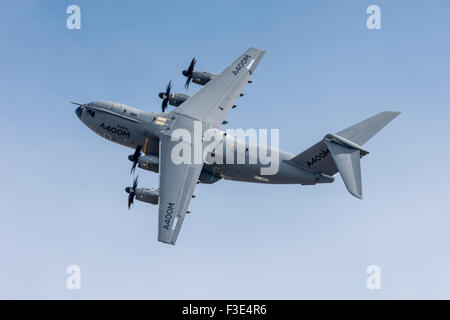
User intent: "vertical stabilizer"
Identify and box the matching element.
[325,140,363,199]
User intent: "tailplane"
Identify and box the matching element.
[335,111,401,146]
[288,111,400,199]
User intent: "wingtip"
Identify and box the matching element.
[158,238,176,245]
[350,191,363,200]
[248,46,267,54]
[385,111,401,116]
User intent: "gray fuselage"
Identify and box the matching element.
[76,101,334,185]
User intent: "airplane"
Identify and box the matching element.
[73,47,400,245]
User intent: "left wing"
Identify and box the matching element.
[157,133,203,245]
[175,47,265,128]
[156,48,266,244]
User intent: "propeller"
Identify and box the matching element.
[125,176,139,209]
[129,145,142,174]
[182,57,196,89]
[158,80,172,112]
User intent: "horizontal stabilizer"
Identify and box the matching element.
[325,140,362,199]
[337,111,400,146]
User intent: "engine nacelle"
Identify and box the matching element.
[169,92,190,107]
[137,154,159,173]
[133,188,159,205]
[193,71,215,85]
[198,169,222,184]
[182,70,216,86]
[158,92,190,107]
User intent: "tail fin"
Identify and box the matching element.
[288,111,400,199]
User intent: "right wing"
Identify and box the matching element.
[175,47,265,127]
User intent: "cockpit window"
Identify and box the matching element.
[86,109,95,118]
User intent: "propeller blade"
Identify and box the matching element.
[184,58,196,89]
[188,57,196,74]
[130,162,138,174]
[166,80,172,95]
[134,146,142,158]
[161,80,172,112]
[128,192,134,209]
[184,75,192,89]
[130,145,142,174]
[133,175,139,189]
[161,99,168,112]
[127,176,139,210]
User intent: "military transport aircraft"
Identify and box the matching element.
[73,47,400,245]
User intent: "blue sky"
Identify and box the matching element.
[0,0,449,299]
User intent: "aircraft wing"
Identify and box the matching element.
[174,47,266,127]
[157,133,203,245]
[156,47,265,244]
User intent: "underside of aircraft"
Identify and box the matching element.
[74,47,400,245]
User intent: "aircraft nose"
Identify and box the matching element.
[125,187,131,194]
[75,106,82,120]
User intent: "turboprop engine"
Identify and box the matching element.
[125,176,159,208]
[159,80,191,112]
[128,153,159,173]
[182,57,216,88]
[158,91,190,107]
